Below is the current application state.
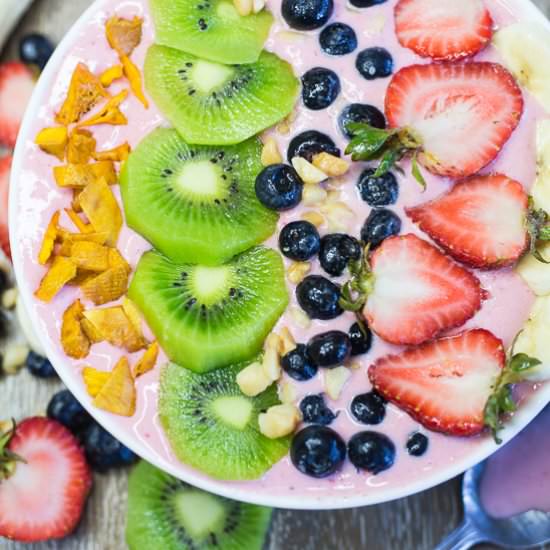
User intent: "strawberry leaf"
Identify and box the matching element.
[0,420,25,480]
[411,153,427,190]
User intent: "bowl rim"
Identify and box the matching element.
[9,0,550,510]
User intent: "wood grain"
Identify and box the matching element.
[2,1,550,548]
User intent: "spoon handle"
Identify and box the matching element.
[434,519,485,550]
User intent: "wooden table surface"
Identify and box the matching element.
[2,1,550,548]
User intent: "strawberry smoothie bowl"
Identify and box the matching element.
[8,0,550,510]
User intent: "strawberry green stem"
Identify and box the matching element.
[0,420,24,481]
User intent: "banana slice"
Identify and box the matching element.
[493,23,550,113]
[517,120,550,294]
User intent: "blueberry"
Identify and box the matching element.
[279,220,321,261]
[307,331,351,367]
[349,322,372,356]
[255,164,303,210]
[348,431,395,474]
[360,208,401,248]
[296,275,343,320]
[291,425,346,478]
[26,351,57,378]
[407,432,429,457]
[339,104,386,139]
[319,233,362,276]
[82,422,137,472]
[282,0,334,30]
[0,270,9,294]
[356,47,393,80]
[47,389,93,436]
[300,394,337,425]
[357,168,398,206]
[301,67,341,110]
[350,392,386,425]
[19,33,54,70]
[281,344,318,381]
[319,23,357,56]
[349,0,387,6]
[287,130,340,163]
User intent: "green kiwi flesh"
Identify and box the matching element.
[120,128,278,265]
[159,361,290,480]
[149,0,274,65]
[126,460,272,549]
[144,45,299,145]
[128,246,288,373]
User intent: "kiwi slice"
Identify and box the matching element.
[128,246,288,373]
[126,460,272,549]
[144,45,299,145]
[149,0,274,65]
[159,361,289,480]
[120,127,278,265]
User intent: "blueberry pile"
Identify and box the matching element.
[47,389,137,472]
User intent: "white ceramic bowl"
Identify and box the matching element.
[10,0,550,510]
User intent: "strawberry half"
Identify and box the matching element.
[0,62,35,148]
[394,0,493,61]
[0,417,92,542]
[369,329,505,436]
[0,156,11,260]
[341,234,485,345]
[406,174,530,269]
[385,62,523,178]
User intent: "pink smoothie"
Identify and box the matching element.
[481,405,550,518]
[12,0,550,504]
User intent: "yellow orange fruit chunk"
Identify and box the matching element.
[35,127,68,161]
[53,161,117,189]
[134,341,159,377]
[67,129,97,164]
[93,357,136,416]
[61,299,90,359]
[35,256,76,302]
[82,366,110,397]
[38,210,60,265]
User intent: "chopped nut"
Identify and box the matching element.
[262,346,281,381]
[35,127,68,161]
[279,326,296,355]
[349,360,362,370]
[3,344,30,375]
[100,65,124,87]
[253,0,266,13]
[302,211,324,227]
[312,152,350,177]
[321,201,355,232]
[261,136,283,166]
[258,404,300,439]
[233,0,253,16]
[276,120,291,135]
[278,380,297,404]
[302,183,328,206]
[324,366,351,400]
[287,261,311,285]
[290,306,311,329]
[275,31,306,43]
[236,361,272,396]
[291,156,328,185]
[2,288,17,309]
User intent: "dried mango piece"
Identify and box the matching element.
[134,341,159,377]
[56,63,109,126]
[106,16,143,57]
[54,161,117,189]
[38,211,60,265]
[67,129,97,164]
[100,64,124,87]
[82,366,110,397]
[65,208,93,234]
[68,241,110,272]
[81,318,104,343]
[83,306,146,352]
[78,90,128,127]
[35,127,68,161]
[61,299,90,358]
[35,256,77,302]
[92,142,131,162]
[79,178,123,247]
[72,189,83,212]
[57,229,109,245]
[121,55,148,108]
[66,269,96,287]
[122,296,142,333]
[108,248,131,274]
[81,266,129,305]
[93,357,136,416]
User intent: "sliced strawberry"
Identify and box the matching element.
[365,234,485,345]
[0,62,35,148]
[385,62,523,178]
[0,156,11,260]
[407,174,529,269]
[394,0,493,61]
[369,329,505,436]
[0,417,92,542]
